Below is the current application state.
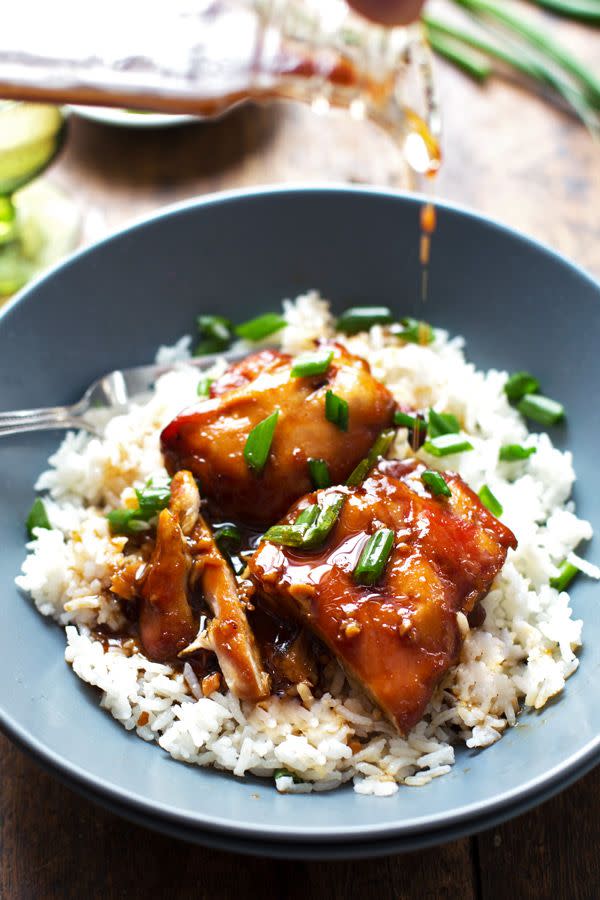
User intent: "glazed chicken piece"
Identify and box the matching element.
[249,459,517,734]
[161,344,395,526]
[136,507,197,661]
[111,471,270,700]
[185,508,271,701]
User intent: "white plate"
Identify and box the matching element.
[69,106,198,128]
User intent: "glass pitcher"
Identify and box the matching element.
[0,0,441,176]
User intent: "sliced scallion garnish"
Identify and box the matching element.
[295,504,321,529]
[26,497,51,538]
[214,524,242,551]
[394,410,420,430]
[423,434,474,457]
[244,411,279,473]
[499,444,537,462]
[478,485,503,517]
[517,394,565,426]
[196,376,213,397]
[346,428,395,486]
[393,317,434,345]
[291,349,334,378]
[235,312,286,342]
[325,390,349,431]
[504,371,541,404]
[107,476,172,535]
[302,492,345,548]
[274,768,303,783]
[421,470,452,497]
[336,306,394,335]
[428,409,460,438]
[263,492,345,549]
[394,410,426,447]
[135,478,172,518]
[106,509,151,535]
[308,458,331,489]
[550,560,579,592]
[353,528,395,586]
[194,315,233,356]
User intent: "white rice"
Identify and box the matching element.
[16,291,597,796]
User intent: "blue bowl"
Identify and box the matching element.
[1,186,598,858]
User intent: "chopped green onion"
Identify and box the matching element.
[421,470,452,497]
[517,394,565,427]
[263,492,345,549]
[108,477,172,535]
[346,458,370,487]
[262,524,307,547]
[325,391,349,431]
[295,504,321,529]
[194,315,233,356]
[291,349,333,378]
[394,411,420,430]
[336,306,394,335]
[303,492,345,548]
[369,428,396,462]
[550,560,579,592]
[196,376,213,397]
[106,508,151,535]
[394,410,426,447]
[393,317,434,345]
[423,434,474,457]
[274,768,303,783]
[428,409,460,438]
[499,444,537,462]
[353,528,395,586]
[26,498,51,538]
[235,312,286,342]
[244,411,279,473]
[504,371,540,404]
[214,524,242,551]
[308,458,331,489]
[135,478,172,518]
[346,429,395,486]
[478,485,503,517]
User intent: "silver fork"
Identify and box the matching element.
[0,351,239,437]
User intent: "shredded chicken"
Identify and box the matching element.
[186,511,271,701]
[137,507,197,661]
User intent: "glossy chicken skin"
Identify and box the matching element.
[249,460,517,734]
[137,507,197,661]
[161,345,395,526]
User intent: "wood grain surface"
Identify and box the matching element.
[3,11,600,899]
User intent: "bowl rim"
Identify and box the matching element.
[1,183,599,847]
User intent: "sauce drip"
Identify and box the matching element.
[419,199,437,303]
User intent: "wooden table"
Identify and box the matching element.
[3,13,599,898]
